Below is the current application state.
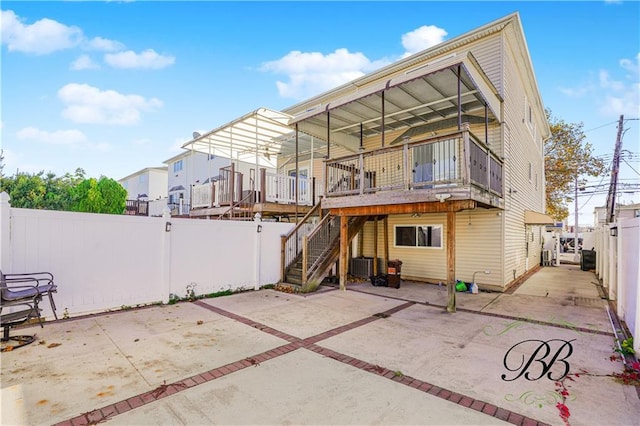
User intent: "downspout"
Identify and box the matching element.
[326,112,331,159]
[485,102,490,192]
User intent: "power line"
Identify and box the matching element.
[623,159,640,177]
[584,121,618,133]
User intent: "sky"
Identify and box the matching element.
[1,1,639,225]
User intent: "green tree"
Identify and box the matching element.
[71,176,126,214]
[97,176,127,214]
[545,109,606,221]
[7,172,47,209]
[0,164,126,214]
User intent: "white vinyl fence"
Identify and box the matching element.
[0,193,293,319]
[595,216,640,354]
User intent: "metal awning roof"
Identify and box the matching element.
[524,210,555,225]
[181,108,294,168]
[288,52,501,151]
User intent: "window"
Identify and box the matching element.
[138,174,147,184]
[395,225,442,248]
[173,160,183,173]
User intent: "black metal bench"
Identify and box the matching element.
[1,302,40,351]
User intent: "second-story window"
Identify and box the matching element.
[173,160,183,173]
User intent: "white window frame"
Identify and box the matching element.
[393,224,443,249]
[173,160,183,173]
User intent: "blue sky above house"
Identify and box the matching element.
[1,1,638,225]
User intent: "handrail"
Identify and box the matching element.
[217,190,256,220]
[280,203,324,281]
[281,203,323,240]
[305,214,339,280]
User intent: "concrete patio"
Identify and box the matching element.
[2,264,639,425]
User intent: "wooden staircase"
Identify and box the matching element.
[216,190,256,221]
[282,214,368,292]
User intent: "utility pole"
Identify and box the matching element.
[606,115,625,223]
[574,175,579,263]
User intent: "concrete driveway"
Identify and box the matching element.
[2,264,639,425]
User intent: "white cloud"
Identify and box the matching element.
[260,24,447,100]
[16,127,87,145]
[58,83,163,125]
[104,49,175,69]
[620,53,639,76]
[559,85,593,98]
[85,36,124,52]
[1,10,173,72]
[598,53,640,117]
[599,70,625,91]
[14,127,112,157]
[261,48,372,100]
[401,25,448,58]
[1,9,83,54]
[70,55,100,71]
[599,82,640,116]
[559,53,639,118]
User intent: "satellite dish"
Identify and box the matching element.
[193,131,202,139]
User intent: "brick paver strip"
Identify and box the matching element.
[56,297,543,426]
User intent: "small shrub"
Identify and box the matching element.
[204,289,233,298]
[616,337,635,355]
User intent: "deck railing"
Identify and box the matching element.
[191,170,322,211]
[280,203,323,281]
[125,200,149,216]
[263,172,314,205]
[218,165,243,206]
[192,183,215,208]
[323,128,503,198]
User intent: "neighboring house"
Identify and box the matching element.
[182,108,315,220]
[118,166,168,201]
[594,203,640,225]
[182,13,551,297]
[118,166,168,216]
[164,150,232,215]
[164,147,282,217]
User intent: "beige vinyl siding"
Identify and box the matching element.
[500,26,545,285]
[361,214,448,282]
[359,211,503,286]
[455,209,503,288]
[468,33,504,97]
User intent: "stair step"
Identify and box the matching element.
[285,276,303,285]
